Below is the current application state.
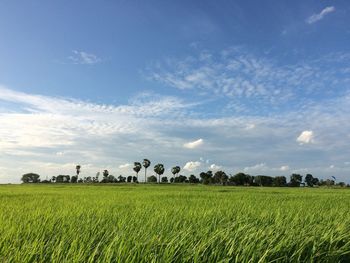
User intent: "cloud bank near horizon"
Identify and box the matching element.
[1,80,350,183]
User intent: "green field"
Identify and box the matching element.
[0,185,349,262]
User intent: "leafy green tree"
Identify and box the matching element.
[103,170,109,177]
[161,177,168,183]
[56,175,70,183]
[318,179,326,186]
[147,175,157,183]
[107,175,116,183]
[273,176,287,187]
[40,179,51,183]
[127,176,132,183]
[255,175,274,186]
[213,170,229,185]
[21,173,40,183]
[200,171,213,185]
[51,176,56,183]
[154,164,165,183]
[325,179,335,186]
[229,172,252,186]
[132,176,138,183]
[101,170,110,183]
[171,166,181,183]
[312,177,319,186]
[188,174,200,183]
[305,174,314,187]
[133,162,142,182]
[84,176,92,183]
[142,159,151,183]
[71,175,78,183]
[174,175,188,183]
[290,174,303,187]
[118,175,126,183]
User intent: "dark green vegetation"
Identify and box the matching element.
[22,170,347,187]
[0,184,349,262]
[22,160,348,187]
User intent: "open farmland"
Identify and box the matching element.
[0,184,349,262]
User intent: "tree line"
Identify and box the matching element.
[21,159,348,187]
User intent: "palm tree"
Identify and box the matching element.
[171,166,181,183]
[103,169,109,177]
[142,159,151,183]
[154,164,165,184]
[76,165,81,182]
[133,162,142,182]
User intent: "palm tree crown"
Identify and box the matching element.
[154,164,165,183]
[76,165,81,175]
[142,159,151,169]
[171,166,180,176]
[133,162,142,182]
[142,159,151,183]
[171,166,181,182]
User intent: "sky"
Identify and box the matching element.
[0,0,350,183]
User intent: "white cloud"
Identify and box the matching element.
[209,164,222,170]
[297,130,314,144]
[1,83,350,183]
[148,48,350,114]
[0,86,194,173]
[183,161,201,172]
[306,6,335,24]
[245,124,255,130]
[68,50,102,65]
[243,163,267,172]
[183,138,203,149]
[280,165,290,171]
[118,163,131,169]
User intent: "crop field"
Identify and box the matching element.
[0,184,349,262]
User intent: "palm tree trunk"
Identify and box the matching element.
[145,168,147,183]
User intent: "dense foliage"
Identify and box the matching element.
[22,169,348,188]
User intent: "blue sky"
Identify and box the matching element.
[0,0,350,183]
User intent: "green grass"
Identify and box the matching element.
[0,184,349,262]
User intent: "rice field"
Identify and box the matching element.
[0,184,349,262]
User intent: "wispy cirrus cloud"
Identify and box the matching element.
[68,50,102,65]
[147,48,350,114]
[306,6,335,24]
[183,138,203,149]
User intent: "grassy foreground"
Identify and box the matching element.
[0,184,349,262]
